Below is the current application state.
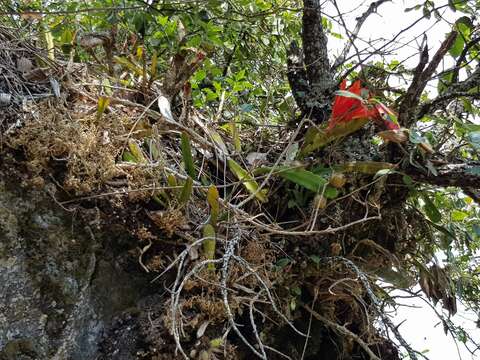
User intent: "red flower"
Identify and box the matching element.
[327,80,399,130]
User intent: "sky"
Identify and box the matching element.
[321,1,479,359]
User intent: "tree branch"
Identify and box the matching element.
[287,40,310,114]
[398,31,458,127]
[332,0,392,69]
[405,162,480,189]
[300,0,334,122]
[417,65,480,119]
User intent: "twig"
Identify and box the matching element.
[302,304,381,360]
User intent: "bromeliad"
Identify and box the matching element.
[327,80,400,131]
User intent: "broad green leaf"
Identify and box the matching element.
[228,159,267,202]
[277,168,328,193]
[179,176,193,204]
[122,151,137,163]
[207,185,219,226]
[180,132,196,178]
[202,223,216,270]
[422,193,442,223]
[449,33,464,57]
[128,141,146,163]
[452,210,468,222]
[299,119,368,157]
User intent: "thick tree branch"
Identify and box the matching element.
[287,40,310,114]
[300,0,334,122]
[405,162,480,189]
[417,65,480,118]
[398,31,458,127]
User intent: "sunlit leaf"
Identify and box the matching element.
[96,96,110,120]
[128,140,146,163]
[202,223,216,270]
[207,185,219,226]
[299,119,368,156]
[451,210,468,222]
[228,159,267,202]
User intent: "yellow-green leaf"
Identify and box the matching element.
[114,56,143,76]
[299,119,368,157]
[228,159,267,202]
[181,132,196,178]
[179,176,193,204]
[122,150,137,163]
[128,140,146,163]
[44,26,55,60]
[96,96,110,120]
[210,338,223,348]
[150,51,158,80]
[230,120,241,152]
[202,223,216,270]
[451,210,468,222]
[207,185,220,226]
[337,161,396,175]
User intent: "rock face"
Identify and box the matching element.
[0,175,154,360]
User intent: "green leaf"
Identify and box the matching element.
[179,176,193,204]
[207,185,219,226]
[96,96,110,121]
[122,151,137,163]
[128,141,146,163]
[467,131,480,149]
[449,33,464,57]
[275,258,291,269]
[299,119,368,157]
[228,159,267,202]
[409,130,426,144]
[202,223,216,270]
[180,132,196,178]
[402,175,414,185]
[451,210,468,222]
[324,186,339,199]
[422,193,442,223]
[274,167,328,193]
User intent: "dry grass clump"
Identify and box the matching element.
[7,99,169,195]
